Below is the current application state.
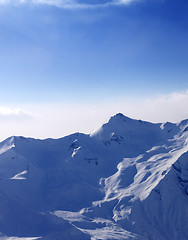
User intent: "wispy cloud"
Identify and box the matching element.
[0,106,32,121]
[0,0,140,9]
[0,89,187,141]
[140,90,188,123]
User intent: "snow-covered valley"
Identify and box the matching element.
[0,113,188,240]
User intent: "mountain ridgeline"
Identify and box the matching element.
[0,113,188,240]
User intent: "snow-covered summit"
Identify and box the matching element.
[0,113,188,240]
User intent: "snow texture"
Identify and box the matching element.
[0,113,187,239]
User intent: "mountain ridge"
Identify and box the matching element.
[0,113,187,239]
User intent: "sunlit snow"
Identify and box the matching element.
[0,113,187,239]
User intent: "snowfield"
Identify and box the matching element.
[0,113,187,239]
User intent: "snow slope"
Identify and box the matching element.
[0,113,187,239]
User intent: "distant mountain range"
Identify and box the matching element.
[0,113,188,240]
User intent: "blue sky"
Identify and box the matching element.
[0,0,188,139]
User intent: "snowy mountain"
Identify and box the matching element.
[0,113,188,240]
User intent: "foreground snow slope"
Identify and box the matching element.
[0,113,188,239]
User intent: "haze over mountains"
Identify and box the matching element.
[0,113,188,240]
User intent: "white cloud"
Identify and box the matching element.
[136,90,188,123]
[0,89,187,141]
[0,106,32,121]
[0,0,140,9]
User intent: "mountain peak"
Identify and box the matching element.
[113,112,126,118]
[110,113,133,121]
[109,113,150,126]
[107,113,152,130]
